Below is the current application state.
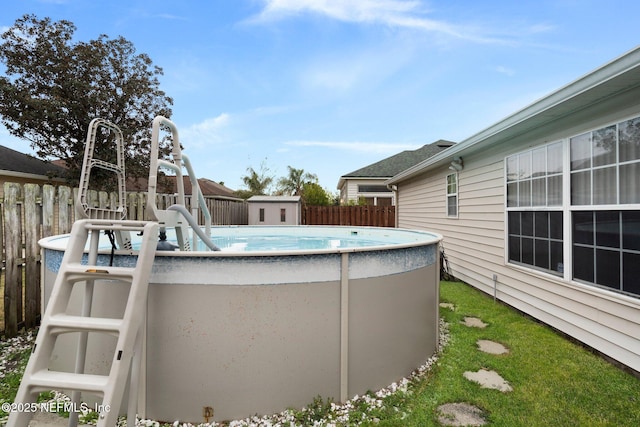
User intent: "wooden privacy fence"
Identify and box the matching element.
[302,205,395,227]
[0,182,248,337]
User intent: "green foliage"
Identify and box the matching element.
[276,166,318,196]
[0,349,31,416]
[290,395,334,426]
[343,196,367,206]
[301,181,332,206]
[0,14,173,189]
[236,160,274,198]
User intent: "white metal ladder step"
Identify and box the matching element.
[47,314,123,334]
[28,371,111,395]
[7,219,158,427]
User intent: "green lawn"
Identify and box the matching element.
[391,281,640,427]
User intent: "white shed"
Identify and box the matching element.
[247,195,302,225]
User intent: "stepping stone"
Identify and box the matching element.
[440,302,455,310]
[437,402,486,426]
[477,339,509,355]
[462,317,488,328]
[464,369,512,392]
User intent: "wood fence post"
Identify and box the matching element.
[24,184,42,328]
[3,182,23,337]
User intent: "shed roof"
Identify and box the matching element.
[388,45,640,184]
[247,195,301,203]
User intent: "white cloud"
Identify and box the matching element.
[495,65,515,76]
[155,14,188,21]
[286,140,420,154]
[256,0,423,22]
[249,0,508,44]
[180,113,231,147]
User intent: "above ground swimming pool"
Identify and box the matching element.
[40,225,442,423]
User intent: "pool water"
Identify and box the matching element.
[211,235,386,252]
[43,225,439,254]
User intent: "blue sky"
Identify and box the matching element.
[1,0,640,193]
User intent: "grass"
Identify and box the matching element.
[1,281,640,426]
[391,281,640,427]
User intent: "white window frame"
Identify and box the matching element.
[446,173,458,218]
[504,113,640,297]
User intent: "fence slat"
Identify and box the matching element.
[24,184,41,328]
[42,185,55,238]
[301,205,395,227]
[58,186,72,234]
[3,183,23,337]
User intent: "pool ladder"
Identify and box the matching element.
[7,220,158,427]
[7,119,157,427]
[147,115,220,251]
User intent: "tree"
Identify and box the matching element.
[235,160,274,199]
[276,166,318,196]
[302,182,333,206]
[0,15,173,188]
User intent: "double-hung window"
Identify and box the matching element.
[569,117,640,296]
[506,115,640,297]
[446,173,458,217]
[506,142,564,275]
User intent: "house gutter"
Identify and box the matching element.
[387,45,640,185]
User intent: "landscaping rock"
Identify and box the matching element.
[462,317,488,328]
[437,402,486,426]
[463,369,513,392]
[440,302,455,310]
[477,339,509,355]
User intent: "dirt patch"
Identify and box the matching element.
[27,412,91,427]
[437,402,486,426]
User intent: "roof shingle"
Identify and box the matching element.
[341,140,455,178]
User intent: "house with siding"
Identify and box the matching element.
[387,46,640,373]
[337,140,454,205]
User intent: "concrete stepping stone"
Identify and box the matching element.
[477,339,509,355]
[462,316,488,328]
[464,368,512,392]
[437,402,486,426]
[440,302,455,310]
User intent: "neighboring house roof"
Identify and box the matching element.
[338,140,455,189]
[247,195,301,203]
[388,46,640,185]
[0,145,67,180]
[128,175,239,199]
[0,145,239,199]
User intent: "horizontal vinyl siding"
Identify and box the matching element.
[397,145,640,373]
